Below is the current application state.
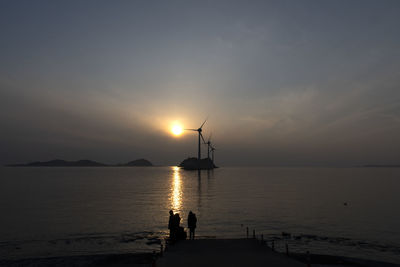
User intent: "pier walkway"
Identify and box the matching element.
[156,239,304,267]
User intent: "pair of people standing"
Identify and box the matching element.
[168,210,197,242]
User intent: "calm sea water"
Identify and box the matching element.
[0,167,399,263]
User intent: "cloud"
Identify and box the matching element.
[1,1,400,166]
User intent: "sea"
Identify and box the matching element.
[0,166,399,264]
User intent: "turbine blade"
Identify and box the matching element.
[200,118,208,129]
[184,129,197,131]
[200,132,206,143]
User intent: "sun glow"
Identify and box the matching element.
[171,124,183,136]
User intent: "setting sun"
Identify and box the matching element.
[171,124,183,136]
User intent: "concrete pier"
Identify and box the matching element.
[157,239,304,267]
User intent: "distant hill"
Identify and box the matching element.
[363,164,400,168]
[118,159,153,166]
[6,158,154,167]
[6,159,107,167]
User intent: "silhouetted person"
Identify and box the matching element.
[187,211,197,240]
[174,213,187,240]
[168,210,175,240]
[174,213,181,228]
[174,213,181,236]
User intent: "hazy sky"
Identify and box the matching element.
[1,0,400,166]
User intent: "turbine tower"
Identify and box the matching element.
[204,134,212,159]
[185,119,207,160]
[210,145,216,165]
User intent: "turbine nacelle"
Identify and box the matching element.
[185,119,208,160]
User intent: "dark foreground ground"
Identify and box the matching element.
[1,239,399,267]
[157,239,400,267]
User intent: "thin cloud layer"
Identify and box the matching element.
[1,1,400,166]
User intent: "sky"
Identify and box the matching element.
[1,0,400,166]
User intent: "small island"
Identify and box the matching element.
[178,157,217,170]
[6,159,154,167]
[117,159,153,166]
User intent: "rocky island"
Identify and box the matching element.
[117,159,153,166]
[178,157,217,170]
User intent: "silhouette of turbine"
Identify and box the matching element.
[210,145,216,165]
[204,133,212,160]
[185,119,207,160]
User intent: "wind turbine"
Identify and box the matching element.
[210,145,216,165]
[185,119,207,160]
[204,134,212,160]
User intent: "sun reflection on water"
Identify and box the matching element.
[170,166,182,213]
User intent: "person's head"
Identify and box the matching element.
[169,210,173,216]
[189,211,193,215]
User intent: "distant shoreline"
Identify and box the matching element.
[363,164,400,168]
[5,161,400,168]
[5,159,154,167]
